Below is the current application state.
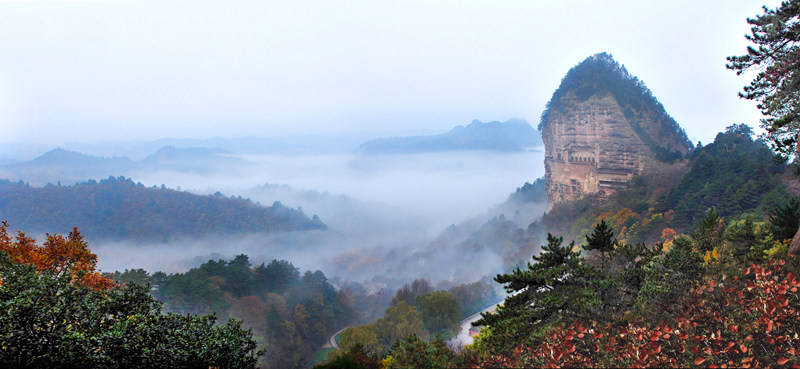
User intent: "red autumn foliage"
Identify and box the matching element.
[473,258,800,368]
[0,221,114,290]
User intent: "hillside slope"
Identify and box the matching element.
[532,124,792,245]
[0,177,326,241]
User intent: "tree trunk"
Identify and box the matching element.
[790,226,800,255]
[791,137,800,256]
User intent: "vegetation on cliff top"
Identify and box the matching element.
[539,52,692,162]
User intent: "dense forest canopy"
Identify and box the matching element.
[0,223,260,368]
[0,177,326,241]
[540,52,692,162]
[111,256,356,369]
[110,255,499,368]
[665,124,789,227]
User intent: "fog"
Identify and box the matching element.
[126,150,544,232]
[92,149,546,286]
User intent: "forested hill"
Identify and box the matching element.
[0,177,326,241]
[358,118,542,153]
[111,256,354,368]
[665,124,788,227]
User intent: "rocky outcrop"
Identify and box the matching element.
[540,53,692,204]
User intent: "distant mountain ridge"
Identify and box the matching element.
[0,146,241,185]
[140,146,242,172]
[357,118,542,154]
[28,148,133,167]
[6,148,137,182]
[0,177,326,242]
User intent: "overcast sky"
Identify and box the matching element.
[0,0,780,146]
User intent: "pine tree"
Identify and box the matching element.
[728,2,800,255]
[769,197,800,240]
[584,219,617,254]
[692,208,725,253]
[474,234,597,352]
[727,0,800,159]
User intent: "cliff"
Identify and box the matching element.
[540,53,692,204]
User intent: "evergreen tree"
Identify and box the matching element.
[727,0,800,159]
[473,234,596,352]
[584,219,617,254]
[728,1,800,254]
[692,208,725,253]
[769,197,800,240]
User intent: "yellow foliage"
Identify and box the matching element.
[765,239,789,258]
[469,326,494,352]
[381,355,395,369]
[703,248,722,265]
[662,239,674,253]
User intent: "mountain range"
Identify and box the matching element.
[357,118,542,154]
[0,146,243,185]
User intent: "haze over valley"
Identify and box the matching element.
[0,119,547,286]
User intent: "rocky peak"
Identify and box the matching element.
[540,53,692,204]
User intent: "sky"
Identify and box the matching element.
[0,0,781,146]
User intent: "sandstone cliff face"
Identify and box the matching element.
[541,53,692,204]
[543,93,650,203]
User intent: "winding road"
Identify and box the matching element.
[447,302,500,347]
[323,301,502,352]
[323,327,349,350]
